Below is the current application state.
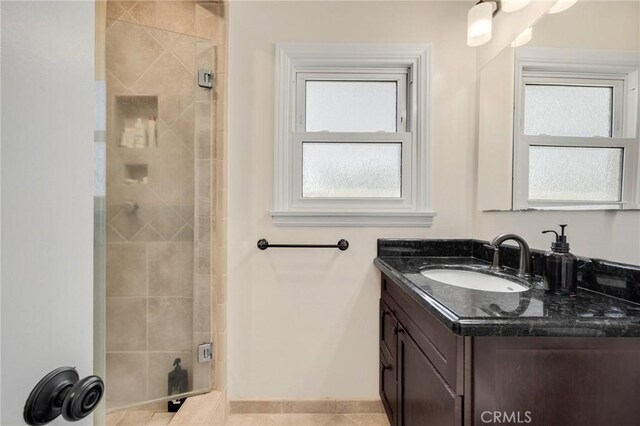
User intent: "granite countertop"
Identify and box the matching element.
[374,240,640,337]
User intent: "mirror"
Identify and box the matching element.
[478,0,640,211]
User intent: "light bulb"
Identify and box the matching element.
[467,2,496,47]
[502,0,532,13]
[548,0,578,14]
[511,27,533,47]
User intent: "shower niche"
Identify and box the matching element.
[113,96,158,149]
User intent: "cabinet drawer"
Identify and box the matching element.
[380,299,398,362]
[380,350,397,426]
[382,274,464,395]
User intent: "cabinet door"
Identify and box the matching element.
[398,330,461,426]
[380,350,398,426]
[380,300,398,361]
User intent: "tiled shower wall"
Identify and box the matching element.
[104,0,225,410]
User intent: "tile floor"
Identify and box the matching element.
[227,413,390,425]
[107,409,390,425]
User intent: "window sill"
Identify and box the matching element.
[271,211,437,227]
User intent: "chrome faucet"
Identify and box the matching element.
[485,234,531,277]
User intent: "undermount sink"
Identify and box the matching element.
[421,268,529,293]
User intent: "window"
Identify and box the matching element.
[513,48,639,210]
[273,44,434,226]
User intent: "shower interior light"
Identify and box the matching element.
[502,0,532,13]
[467,1,497,47]
[511,27,533,47]
[548,0,579,14]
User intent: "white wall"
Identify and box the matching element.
[1,1,95,423]
[228,1,477,399]
[474,0,640,264]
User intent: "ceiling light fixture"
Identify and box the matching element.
[548,0,579,14]
[467,1,498,47]
[502,0,532,13]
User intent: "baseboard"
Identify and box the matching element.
[229,399,385,415]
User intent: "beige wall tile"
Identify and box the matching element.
[196,215,212,276]
[194,274,212,332]
[171,103,195,153]
[215,188,226,219]
[150,206,184,241]
[146,131,184,203]
[172,224,194,242]
[131,52,195,125]
[110,210,145,241]
[129,1,197,36]
[148,297,193,351]
[148,243,194,297]
[132,224,164,242]
[195,3,217,40]
[215,217,226,248]
[196,101,213,159]
[106,20,164,87]
[147,351,193,400]
[197,159,212,216]
[170,35,199,74]
[106,243,146,296]
[143,26,179,49]
[214,303,226,333]
[106,297,147,351]
[216,159,226,192]
[107,224,126,242]
[215,273,226,304]
[106,353,148,404]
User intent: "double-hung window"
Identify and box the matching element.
[273,44,434,226]
[513,47,640,210]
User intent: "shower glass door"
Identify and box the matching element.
[104,17,213,410]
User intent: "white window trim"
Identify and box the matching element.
[512,47,640,210]
[273,43,434,227]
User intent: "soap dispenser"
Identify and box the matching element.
[542,225,578,296]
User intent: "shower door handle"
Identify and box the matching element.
[23,367,104,425]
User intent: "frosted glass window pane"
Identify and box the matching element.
[524,85,613,137]
[306,81,397,132]
[302,143,401,198]
[529,146,623,201]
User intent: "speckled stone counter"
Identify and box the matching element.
[374,239,640,337]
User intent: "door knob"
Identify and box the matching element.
[23,367,104,425]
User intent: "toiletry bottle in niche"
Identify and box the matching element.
[542,224,578,296]
[147,116,157,148]
[134,118,146,148]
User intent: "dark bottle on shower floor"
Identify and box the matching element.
[542,225,578,296]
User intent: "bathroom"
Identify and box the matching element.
[1,0,639,425]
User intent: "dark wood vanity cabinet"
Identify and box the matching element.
[379,273,640,426]
[380,275,463,426]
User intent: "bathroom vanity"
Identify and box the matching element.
[375,239,640,426]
